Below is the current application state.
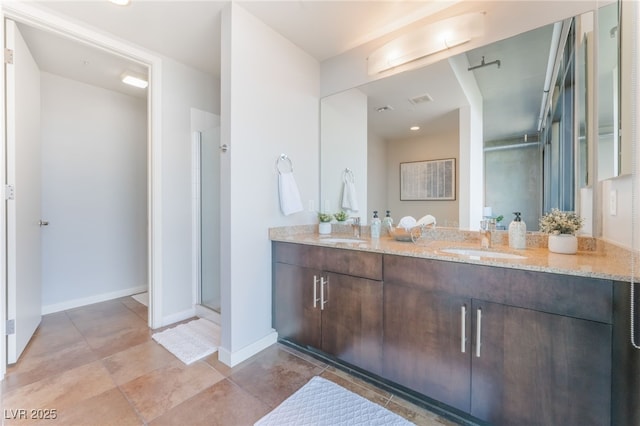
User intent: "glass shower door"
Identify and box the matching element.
[199,128,221,312]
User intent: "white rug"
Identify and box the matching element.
[131,292,148,307]
[255,376,412,426]
[152,318,220,365]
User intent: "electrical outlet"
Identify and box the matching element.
[609,190,617,216]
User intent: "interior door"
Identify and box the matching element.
[5,19,43,363]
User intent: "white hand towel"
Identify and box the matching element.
[278,171,303,216]
[398,216,417,230]
[341,181,359,212]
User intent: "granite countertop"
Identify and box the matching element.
[269,225,638,282]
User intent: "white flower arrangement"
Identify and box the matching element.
[539,209,584,235]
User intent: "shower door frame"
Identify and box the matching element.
[191,128,221,322]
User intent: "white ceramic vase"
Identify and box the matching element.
[548,234,578,254]
[318,222,332,235]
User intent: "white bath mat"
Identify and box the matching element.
[131,292,148,307]
[152,318,220,365]
[255,376,412,426]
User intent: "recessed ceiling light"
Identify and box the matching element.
[110,0,131,5]
[376,105,394,112]
[121,72,148,89]
[410,126,420,131]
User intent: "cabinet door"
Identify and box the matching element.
[471,300,612,425]
[321,272,383,375]
[383,282,471,412]
[273,262,321,349]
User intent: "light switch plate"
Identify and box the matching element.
[609,190,617,216]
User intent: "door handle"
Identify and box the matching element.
[461,305,467,353]
[39,220,49,227]
[476,307,482,358]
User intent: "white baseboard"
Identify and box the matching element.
[42,285,148,315]
[159,307,196,328]
[218,330,278,367]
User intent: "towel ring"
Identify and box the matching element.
[343,168,355,183]
[276,154,294,174]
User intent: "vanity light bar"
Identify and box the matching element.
[367,12,485,75]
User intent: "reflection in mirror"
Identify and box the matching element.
[320,6,617,234]
[598,2,620,180]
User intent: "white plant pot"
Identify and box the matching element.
[548,234,578,254]
[318,222,332,235]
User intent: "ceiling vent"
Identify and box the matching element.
[409,93,433,105]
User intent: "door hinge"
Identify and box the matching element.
[4,48,14,64]
[6,319,15,335]
[5,184,15,200]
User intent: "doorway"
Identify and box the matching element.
[1,5,162,376]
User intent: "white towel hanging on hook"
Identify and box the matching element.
[276,154,303,216]
[341,168,359,212]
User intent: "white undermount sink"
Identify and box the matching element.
[440,248,526,260]
[320,238,367,244]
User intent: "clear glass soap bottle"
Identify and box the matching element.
[382,210,393,234]
[370,211,381,239]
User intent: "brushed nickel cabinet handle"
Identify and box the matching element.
[476,307,482,358]
[320,277,328,310]
[313,275,320,308]
[461,305,467,353]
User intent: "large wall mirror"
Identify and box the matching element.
[320,2,620,233]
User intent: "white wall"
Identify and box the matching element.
[220,3,319,365]
[367,131,387,221]
[40,72,147,311]
[602,0,640,252]
[385,110,459,225]
[450,55,483,230]
[320,89,368,221]
[160,58,219,324]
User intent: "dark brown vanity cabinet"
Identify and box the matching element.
[383,254,613,425]
[273,242,383,374]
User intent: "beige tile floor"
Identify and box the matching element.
[1,297,459,425]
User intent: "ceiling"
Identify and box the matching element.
[21,1,456,99]
[32,0,457,77]
[14,1,599,144]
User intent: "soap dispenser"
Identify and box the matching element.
[382,210,393,234]
[509,212,527,249]
[370,211,382,239]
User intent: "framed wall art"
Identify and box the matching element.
[400,158,456,201]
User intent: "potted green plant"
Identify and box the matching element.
[539,209,584,254]
[318,212,332,235]
[334,211,349,223]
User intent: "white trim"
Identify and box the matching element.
[42,285,148,315]
[0,15,6,380]
[218,331,278,367]
[148,53,163,330]
[192,132,202,308]
[160,308,197,328]
[0,1,164,372]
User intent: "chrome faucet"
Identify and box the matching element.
[480,219,495,249]
[351,217,361,238]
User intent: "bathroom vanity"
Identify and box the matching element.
[271,227,637,425]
